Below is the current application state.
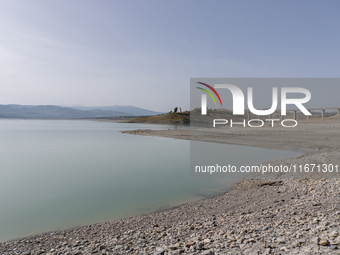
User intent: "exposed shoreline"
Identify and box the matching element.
[121,116,340,152]
[122,116,340,179]
[1,116,340,254]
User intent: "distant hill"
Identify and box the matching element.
[69,105,163,116]
[0,105,160,119]
[123,109,244,126]
[126,111,190,124]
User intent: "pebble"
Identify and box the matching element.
[319,240,329,246]
[201,250,214,255]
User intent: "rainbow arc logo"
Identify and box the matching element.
[196,82,223,106]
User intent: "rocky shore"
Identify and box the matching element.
[2,178,340,255]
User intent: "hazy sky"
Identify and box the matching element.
[1,0,340,111]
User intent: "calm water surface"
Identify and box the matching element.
[0,120,298,241]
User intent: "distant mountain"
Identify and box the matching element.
[69,105,163,116]
[0,104,157,119]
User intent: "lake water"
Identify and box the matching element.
[0,120,298,242]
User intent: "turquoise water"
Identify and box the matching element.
[0,120,297,242]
